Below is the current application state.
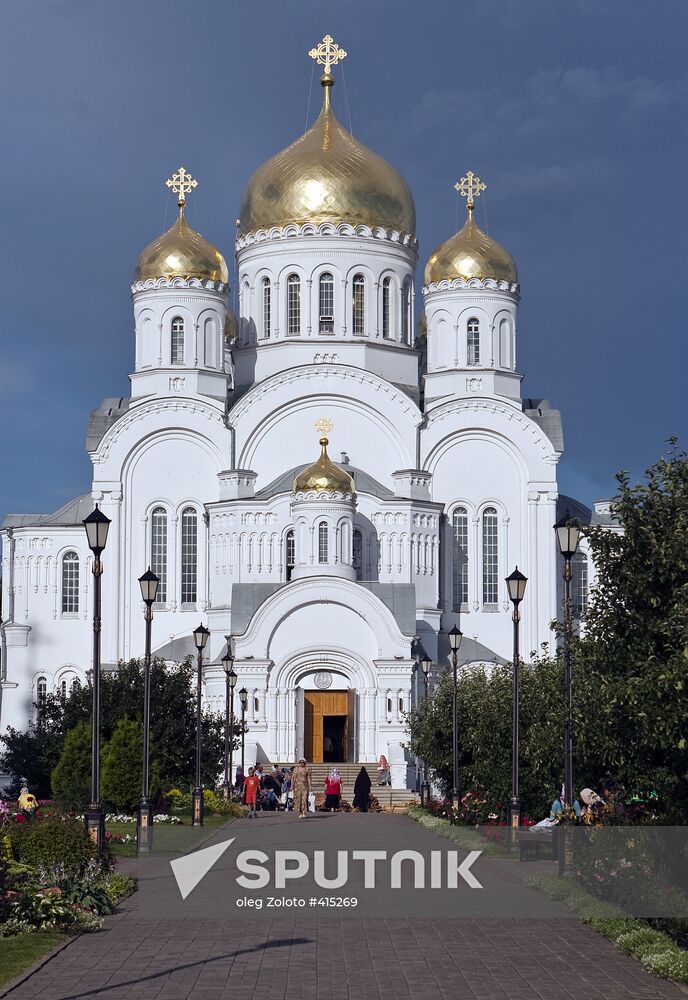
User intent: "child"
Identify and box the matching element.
[242,766,261,819]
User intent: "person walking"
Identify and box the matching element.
[235,765,245,797]
[242,766,261,819]
[324,768,342,812]
[292,758,312,818]
[353,767,372,812]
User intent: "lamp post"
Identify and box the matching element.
[239,687,248,773]
[420,654,432,807]
[82,504,111,850]
[192,623,210,826]
[137,568,159,853]
[448,626,463,810]
[222,638,237,800]
[506,566,528,847]
[555,514,581,810]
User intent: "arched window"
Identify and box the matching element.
[318,521,329,564]
[261,277,271,339]
[452,508,469,609]
[36,676,47,707]
[287,274,301,336]
[319,273,334,334]
[60,679,68,700]
[382,277,392,339]
[61,552,79,614]
[150,507,167,604]
[353,529,363,581]
[181,507,198,606]
[352,274,365,336]
[467,318,480,366]
[285,530,295,581]
[401,280,412,344]
[572,551,589,617]
[482,507,499,605]
[171,316,185,364]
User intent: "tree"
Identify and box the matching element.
[101,719,161,813]
[51,720,92,811]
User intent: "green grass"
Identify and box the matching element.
[106,813,232,857]
[0,932,70,987]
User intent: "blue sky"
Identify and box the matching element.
[0,0,686,522]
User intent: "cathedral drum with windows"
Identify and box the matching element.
[0,37,590,787]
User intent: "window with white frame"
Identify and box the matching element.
[261,277,271,339]
[319,273,334,334]
[452,508,469,609]
[572,551,589,617]
[318,521,328,563]
[287,274,300,336]
[467,318,480,366]
[352,274,365,335]
[61,552,80,614]
[181,507,198,606]
[382,277,392,339]
[482,507,499,605]
[59,679,68,700]
[401,281,411,344]
[285,530,295,581]
[353,529,363,581]
[171,316,185,364]
[36,676,47,707]
[151,507,167,604]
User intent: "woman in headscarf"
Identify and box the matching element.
[324,768,342,812]
[353,767,371,812]
[376,754,390,786]
[292,758,312,818]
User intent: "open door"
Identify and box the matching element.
[347,688,357,763]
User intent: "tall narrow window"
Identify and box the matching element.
[261,277,271,339]
[353,529,363,581]
[171,316,185,364]
[151,507,167,604]
[352,274,365,336]
[287,274,300,336]
[60,679,68,701]
[402,280,411,344]
[482,507,499,605]
[61,552,79,614]
[572,551,589,618]
[36,676,47,707]
[285,530,295,581]
[318,521,328,564]
[319,273,334,334]
[467,318,480,366]
[382,277,391,339]
[452,508,469,609]
[181,507,198,606]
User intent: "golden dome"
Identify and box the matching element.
[238,77,415,236]
[293,436,356,494]
[135,204,229,285]
[424,207,517,286]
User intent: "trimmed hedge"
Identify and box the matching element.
[10,816,99,873]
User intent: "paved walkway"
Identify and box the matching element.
[7,813,687,1000]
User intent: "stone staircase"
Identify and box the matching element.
[279,762,419,810]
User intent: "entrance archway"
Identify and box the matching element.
[304,689,355,763]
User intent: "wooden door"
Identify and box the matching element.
[304,691,349,762]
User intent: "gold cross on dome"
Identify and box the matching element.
[454,171,487,209]
[315,416,334,436]
[308,34,347,76]
[166,166,198,207]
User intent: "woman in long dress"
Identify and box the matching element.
[353,767,371,812]
[292,758,312,818]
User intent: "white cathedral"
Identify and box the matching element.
[0,38,594,787]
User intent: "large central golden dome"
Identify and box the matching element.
[238,78,415,236]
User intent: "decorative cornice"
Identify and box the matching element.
[291,489,356,502]
[423,276,520,295]
[92,397,225,463]
[236,221,418,253]
[131,276,229,295]
[425,397,556,461]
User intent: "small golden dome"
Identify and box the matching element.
[135,204,229,285]
[293,436,356,494]
[238,77,415,236]
[424,208,517,286]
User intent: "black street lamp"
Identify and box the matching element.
[420,654,432,807]
[555,513,582,810]
[506,566,528,847]
[192,623,210,826]
[448,626,463,810]
[137,568,159,853]
[239,687,248,773]
[222,637,237,799]
[82,503,111,850]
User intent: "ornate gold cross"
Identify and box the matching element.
[166,166,198,208]
[315,416,334,436]
[454,171,487,209]
[308,34,347,76]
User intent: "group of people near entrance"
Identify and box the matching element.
[235,757,390,818]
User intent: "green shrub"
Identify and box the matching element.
[51,721,92,811]
[101,719,160,813]
[203,789,246,817]
[584,916,636,939]
[616,927,674,958]
[641,949,688,983]
[99,870,136,905]
[10,816,98,873]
